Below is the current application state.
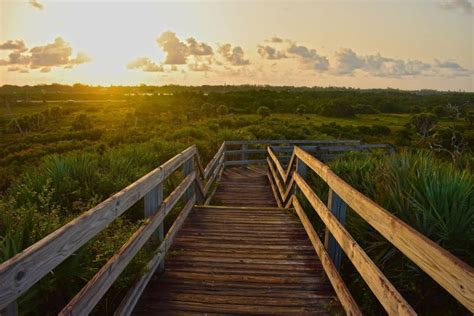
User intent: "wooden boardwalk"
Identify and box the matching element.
[133,167,337,315]
[2,141,472,316]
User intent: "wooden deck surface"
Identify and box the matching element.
[212,166,277,207]
[133,167,337,315]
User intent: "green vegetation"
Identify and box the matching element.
[0,84,473,315]
[306,151,473,315]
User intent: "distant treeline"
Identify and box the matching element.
[1,84,473,115]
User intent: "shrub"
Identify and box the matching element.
[256,106,271,118]
[410,113,438,138]
[71,114,93,131]
[216,104,229,116]
[296,104,306,115]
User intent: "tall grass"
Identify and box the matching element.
[323,150,473,314]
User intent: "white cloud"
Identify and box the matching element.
[156,31,214,65]
[257,45,287,60]
[287,43,329,72]
[0,37,91,72]
[218,44,250,66]
[127,57,164,72]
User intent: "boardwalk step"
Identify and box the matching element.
[133,167,337,315]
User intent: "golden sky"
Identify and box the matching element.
[0,0,473,90]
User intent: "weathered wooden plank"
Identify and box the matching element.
[204,162,224,205]
[144,183,164,271]
[224,159,267,166]
[203,154,224,194]
[292,197,362,316]
[267,170,283,208]
[203,142,225,179]
[225,148,266,155]
[324,188,346,271]
[295,146,474,312]
[294,172,415,315]
[0,302,17,316]
[267,157,285,202]
[60,173,196,315]
[224,139,360,145]
[0,146,197,310]
[114,196,195,316]
[267,147,286,181]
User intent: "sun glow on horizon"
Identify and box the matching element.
[0,0,473,90]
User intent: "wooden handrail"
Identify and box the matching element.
[292,197,361,316]
[0,145,197,310]
[266,144,474,313]
[60,172,196,315]
[0,142,227,313]
[293,146,474,312]
[294,172,415,315]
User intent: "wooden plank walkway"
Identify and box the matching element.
[133,167,337,315]
[212,166,277,207]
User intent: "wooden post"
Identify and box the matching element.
[294,157,307,195]
[144,183,164,272]
[1,301,18,316]
[324,188,347,271]
[183,159,194,201]
[242,143,248,165]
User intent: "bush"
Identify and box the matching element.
[256,106,271,118]
[216,104,229,116]
[296,104,306,115]
[71,114,93,131]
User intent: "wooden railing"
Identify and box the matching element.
[266,146,474,315]
[0,144,226,316]
[2,139,450,316]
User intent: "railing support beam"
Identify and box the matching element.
[242,143,248,165]
[324,190,347,271]
[144,183,164,272]
[183,159,194,201]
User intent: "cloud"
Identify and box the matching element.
[186,38,213,56]
[0,40,27,51]
[156,31,188,64]
[257,45,287,60]
[218,44,250,66]
[188,62,210,72]
[334,48,432,77]
[287,43,329,71]
[439,0,473,14]
[156,31,213,65]
[333,48,470,78]
[127,57,164,72]
[266,37,284,43]
[0,37,91,72]
[28,0,44,10]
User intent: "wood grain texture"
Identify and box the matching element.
[212,166,277,207]
[132,205,338,315]
[0,145,197,310]
[292,197,362,316]
[60,173,196,315]
[295,172,416,315]
[114,196,196,316]
[294,146,474,312]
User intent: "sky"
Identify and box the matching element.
[0,0,473,90]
